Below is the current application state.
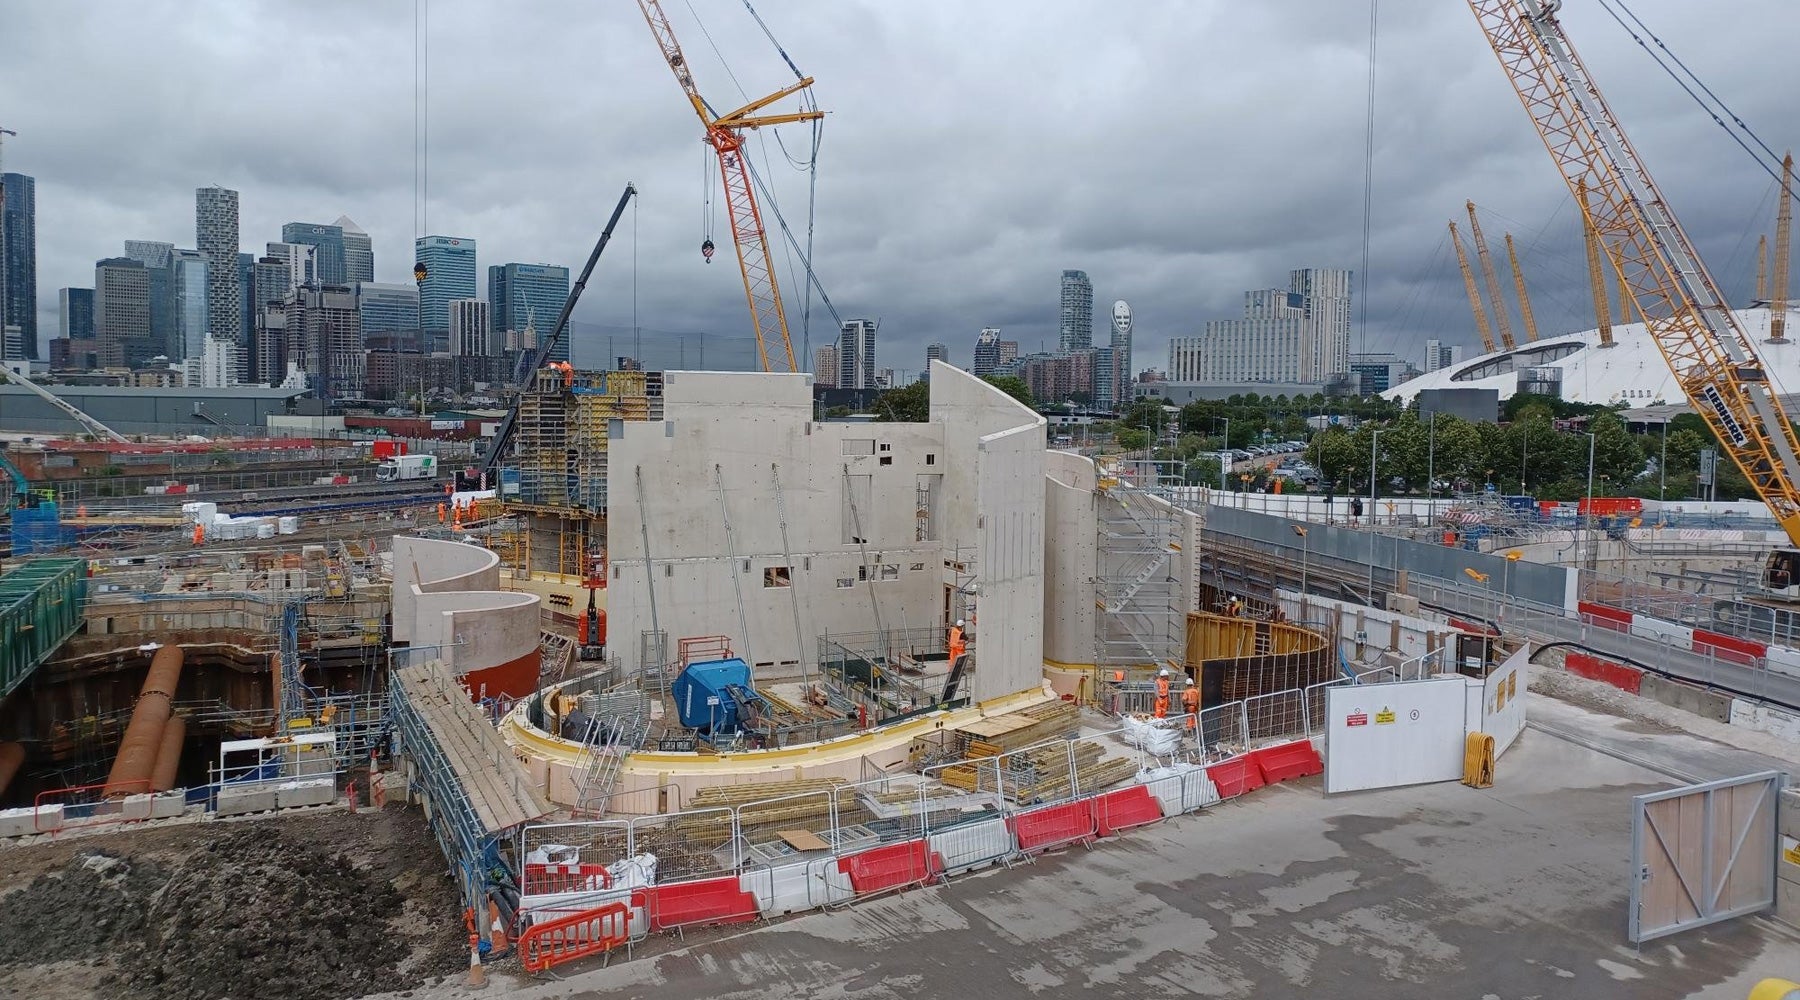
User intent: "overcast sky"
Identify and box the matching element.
[5,1,1797,378]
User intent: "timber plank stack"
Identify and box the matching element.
[949,700,1079,758]
[937,739,1137,803]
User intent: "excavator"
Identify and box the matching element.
[1467,0,1800,610]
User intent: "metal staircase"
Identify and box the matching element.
[573,694,651,817]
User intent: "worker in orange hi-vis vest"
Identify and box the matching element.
[948,619,967,666]
[1181,676,1200,729]
[1153,668,1171,719]
[437,502,447,524]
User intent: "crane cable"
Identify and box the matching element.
[1356,0,1379,365]
[1596,0,1792,195]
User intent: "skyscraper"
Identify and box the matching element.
[813,344,838,387]
[59,288,94,340]
[238,252,255,350]
[415,236,477,334]
[488,262,570,361]
[168,249,209,361]
[284,284,361,400]
[925,343,948,372]
[1096,300,1133,410]
[448,298,493,357]
[95,257,152,368]
[355,282,421,345]
[264,242,317,290]
[1423,339,1465,373]
[281,222,347,285]
[196,186,241,344]
[1289,267,1353,379]
[837,319,877,390]
[1058,269,1093,353]
[335,215,373,283]
[971,328,1001,376]
[123,240,175,358]
[1,173,37,359]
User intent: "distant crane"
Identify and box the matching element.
[1503,232,1540,342]
[1758,234,1769,302]
[636,0,823,373]
[1449,220,1500,354]
[1465,201,1518,351]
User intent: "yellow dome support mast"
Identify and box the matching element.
[1469,0,1800,562]
[636,0,823,374]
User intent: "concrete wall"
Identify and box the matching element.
[1043,450,1097,665]
[608,371,945,677]
[390,535,539,673]
[930,361,1047,701]
[1277,590,1456,673]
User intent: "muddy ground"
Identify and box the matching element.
[0,807,466,1000]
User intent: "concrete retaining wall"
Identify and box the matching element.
[1637,673,1733,723]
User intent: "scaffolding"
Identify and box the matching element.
[1094,481,1189,687]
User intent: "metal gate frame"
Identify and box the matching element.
[1629,770,1784,943]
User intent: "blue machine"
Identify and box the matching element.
[672,657,766,736]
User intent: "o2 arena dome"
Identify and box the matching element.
[1386,306,1800,408]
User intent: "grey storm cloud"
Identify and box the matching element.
[4,1,1797,377]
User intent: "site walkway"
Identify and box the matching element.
[0,557,86,702]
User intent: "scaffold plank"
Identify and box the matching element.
[393,660,551,835]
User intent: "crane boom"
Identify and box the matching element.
[1450,220,1500,354]
[1504,232,1540,342]
[1466,201,1518,351]
[479,183,637,477]
[1469,0,1800,546]
[1771,151,1792,342]
[0,366,129,444]
[636,0,822,373]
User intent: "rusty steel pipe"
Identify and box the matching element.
[104,645,184,797]
[149,715,186,793]
[0,742,24,797]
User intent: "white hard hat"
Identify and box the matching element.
[1159,668,1169,677]
[1186,677,1195,686]
[955,619,965,628]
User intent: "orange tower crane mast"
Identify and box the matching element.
[636,0,822,373]
[1449,220,1500,355]
[1469,0,1800,546]
[1579,180,1616,348]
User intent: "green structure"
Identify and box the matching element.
[0,558,85,702]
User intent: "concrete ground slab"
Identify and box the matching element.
[434,695,1799,1000]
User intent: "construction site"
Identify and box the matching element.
[2,2,1800,999]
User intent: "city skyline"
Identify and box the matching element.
[5,3,1793,377]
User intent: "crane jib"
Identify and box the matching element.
[1699,384,1751,448]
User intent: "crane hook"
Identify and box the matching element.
[701,238,715,263]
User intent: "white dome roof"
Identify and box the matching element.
[1388,307,1800,408]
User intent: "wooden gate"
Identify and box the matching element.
[1629,771,1784,943]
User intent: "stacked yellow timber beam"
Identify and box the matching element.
[950,700,1079,757]
[938,739,1137,802]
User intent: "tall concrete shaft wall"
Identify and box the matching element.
[609,372,945,675]
[1043,451,1098,665]
[105,644,183,796]
[931,361,1048,701]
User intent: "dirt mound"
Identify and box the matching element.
[0,853,167,966]
[114,827,411,1000]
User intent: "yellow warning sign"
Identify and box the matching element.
[1783,836,1800,867]
[1375,707,1396,725]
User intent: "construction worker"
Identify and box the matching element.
[1153,668,1171,719]
[948,618,967,667]
[1181,676,1200,729]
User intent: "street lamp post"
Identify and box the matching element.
[1293,524,1309,596]
[1583,431,1597,571]
[1219,417,1230,491]
[1659,419,1668,501]
[1369,429,1383,526]
[1427,411,1436,502]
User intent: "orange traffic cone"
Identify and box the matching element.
[487,900,509,950]
[467,933,487,989]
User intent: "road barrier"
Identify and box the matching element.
[520,901,633,972]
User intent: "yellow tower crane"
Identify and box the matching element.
[1465,201,1518,351]
[1503,232,1541,342]
[1758,235,1769,303]
[1449,220,1500,355]
[1470,0,1800,588]
[636,0,822,373]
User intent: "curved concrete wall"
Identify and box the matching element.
[391,536,540,695]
